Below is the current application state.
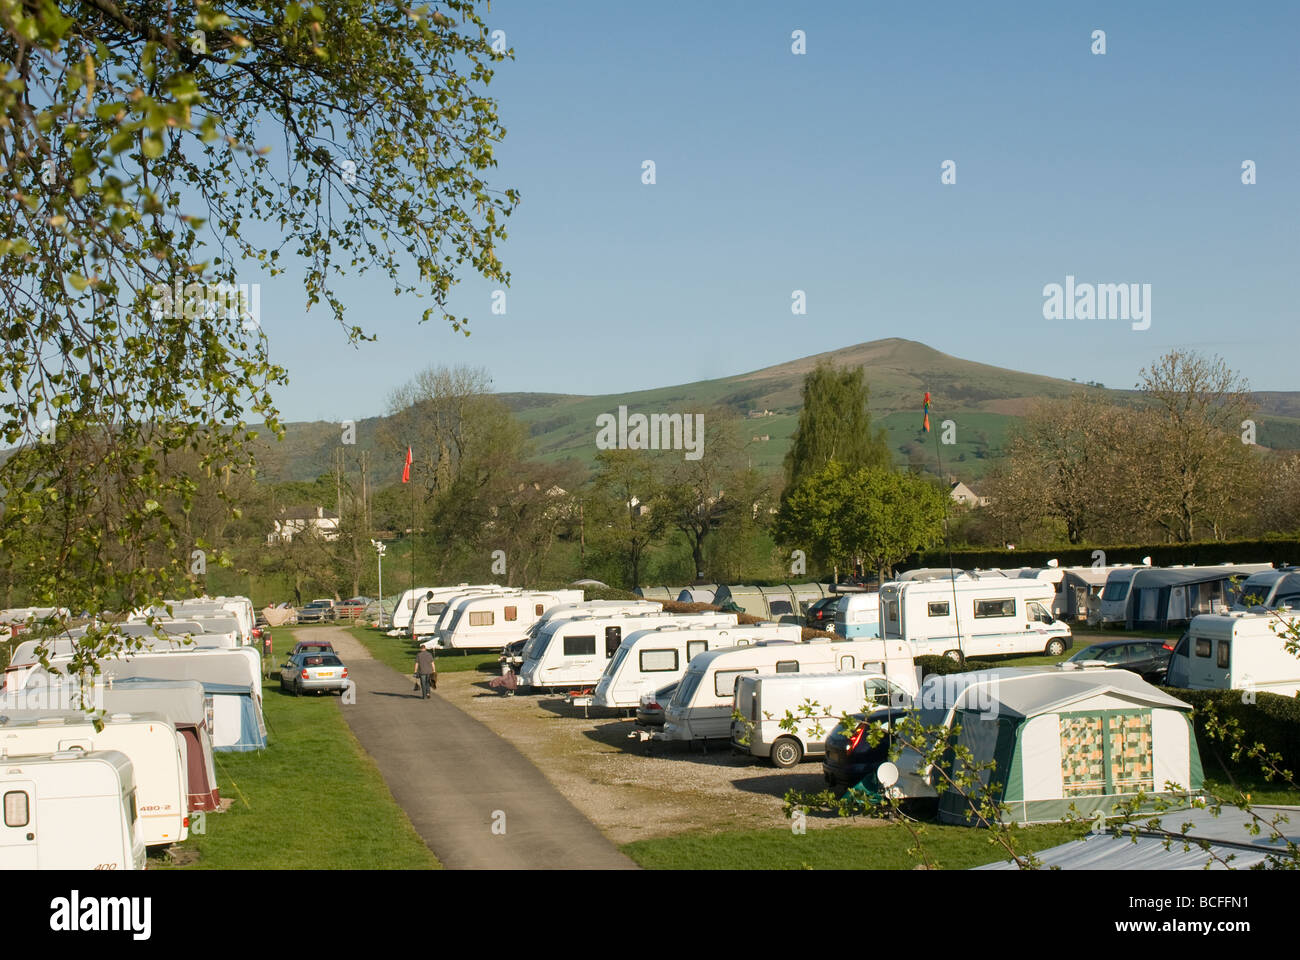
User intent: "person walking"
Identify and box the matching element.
[415,646,437,699]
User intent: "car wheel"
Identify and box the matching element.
[291,679,300,697]
[770,737,803,769]
[1045,638,1066,657]
[944,649,963,664]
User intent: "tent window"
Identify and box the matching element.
[3,791,28,828]
[504,606,518,622]
[1194,638,1211,658]
[469,611,494,627]
[769,600,792,615]
[1059,715,1106,796]
[1216,640,1230,670]
[927,601,949,617]
[1107,713,1153,793]
[974,599,1016,619]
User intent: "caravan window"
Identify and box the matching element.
[469,611,494,627]
[1195,638,1211,658]
[504,606,518,622]
[686,640,707,661]
[927,601,949,617]
[640,649,678,673]
[563,635,596,658]
[535,603,544,616]
[775,660,799,674]
[974,599,1016,619]
[714,668,758,698]
[3,791,28,828]
[1216,640,1231,670]
[425,601,445,617]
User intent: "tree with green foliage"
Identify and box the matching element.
[782,361,891,494]
[0,2,515,666]
[585,450,667,590]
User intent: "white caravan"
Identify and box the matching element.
[406,584,513,640]
[518,611,736,691]
[429,590,586,651]
[592,622,802,710]
[415,588,527,645]
[833,592,881,639]
[1166,611,1300,696]
[0,713,189,846]
[1233,569,1300,611]
[0,750,145,870]
[393,584,504,634]
[507,600,664,665]
[732,671,912,767]
[658,638,918,743]
[878,576,1071,660]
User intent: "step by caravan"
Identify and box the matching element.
[657,637,917,744]
[0,749,146,870]
[0,713,189,846]
[1165,611,1300,696]
[878,576,1071,660]
[406,584,515,640]
[732,670,914,768]
[428,589,585,651]
[518,610,736,691]
[592,622,802,710]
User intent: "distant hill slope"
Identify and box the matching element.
[254,338,1300,484]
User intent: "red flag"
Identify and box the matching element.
[922,392,931,433]
[401,446,412,484]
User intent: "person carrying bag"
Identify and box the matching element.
[414,647,437,699]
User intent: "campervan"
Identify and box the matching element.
[658,637,917,743]
[832,592,881,639]
[0,713,189,846]
[429,590,585,651]
[518,610,736,691]
[0,750,146,869]
[878,576,1070,660]
[1166,611,1300,696]
[732,670,912,768]
[592,622,802,710]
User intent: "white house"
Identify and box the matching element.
[949,481,989,508]
[268,506,340,544]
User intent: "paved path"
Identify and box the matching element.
[317,626,636,870]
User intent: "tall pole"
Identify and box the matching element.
[375,542,385,629]
[410,462,416,592]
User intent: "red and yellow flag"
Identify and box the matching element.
[401,446,412,484]
[922,392,931,433]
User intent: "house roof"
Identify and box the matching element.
[280,506,339,521]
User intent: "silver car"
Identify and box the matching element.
[281,652,349,696]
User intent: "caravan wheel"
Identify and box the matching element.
[1045,638,1066,657]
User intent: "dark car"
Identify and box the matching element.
[822,707,907,796]
[1067,638,1174,683]
[805,596,839,629]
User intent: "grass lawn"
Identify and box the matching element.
[343,624,499,677]
[621,819,1089,870]
[156,630,439,870]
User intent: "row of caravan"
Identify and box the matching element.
[0,595,262,869]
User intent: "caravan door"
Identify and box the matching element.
[0,780,38,868]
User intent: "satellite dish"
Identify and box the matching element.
[876,761,899,788]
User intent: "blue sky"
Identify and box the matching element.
[254,1,1298,423]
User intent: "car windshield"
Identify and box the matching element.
[1071,645,1108,661]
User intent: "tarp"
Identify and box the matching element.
[976,805,1300,870]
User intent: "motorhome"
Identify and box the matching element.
[0,713,189,846]
[518,610,736,691]
[592,622,802,710]
[429,590,586,651]
[732,671,909,767]
[0,750,146,869]
[1166,611,1300,696]
[1233,569,1300,611]
[878,576,1071,660]
[406,584,514,640]
[658,637,917,743]
[832,592,881,639]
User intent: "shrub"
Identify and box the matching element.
[1161,686,1300,773]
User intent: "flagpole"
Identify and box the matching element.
[925,391,963,661]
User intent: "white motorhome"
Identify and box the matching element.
[832,592,881,639]
[878,576,1071,660]
[0,713,189,846]
[658,637,918,743]
[518,611,736,691]
[732,671,911,767]
[1166,611,1300,696]
[0,749,146,870]
[429,590,586,651]
[406,584,514,640]
[592,622,802,710]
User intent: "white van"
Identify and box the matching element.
[592,623,802,710]
[878,577,1071,660]
[0,750,146,869]
[658,638,917,744]
[1166,611,1300,695]
[833,592,881,639]
[0,713,189,846]
[518,611,736,691]
[429,590,586,651]
[732,671,911,767]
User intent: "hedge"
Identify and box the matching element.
[911,537,1300,571]
[1160,686,1300,775]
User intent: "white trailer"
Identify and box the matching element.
[732,670,913,767]
[832,592,881,638]
[406,584,514,640]
[0,713,189,846]
[1166,611,1300,696]
[878,576,1071,660]
[659,637,917,743]
[0,749,146,870]
[592,622,803,710]
[506,599,664,666]
[393,584,504,634]
[518,610,736,691]
[429,590,585,651]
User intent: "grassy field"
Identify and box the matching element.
[156,629,439,870]
[621,820,1089,870]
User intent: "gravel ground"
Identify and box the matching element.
[433,665,882,845]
